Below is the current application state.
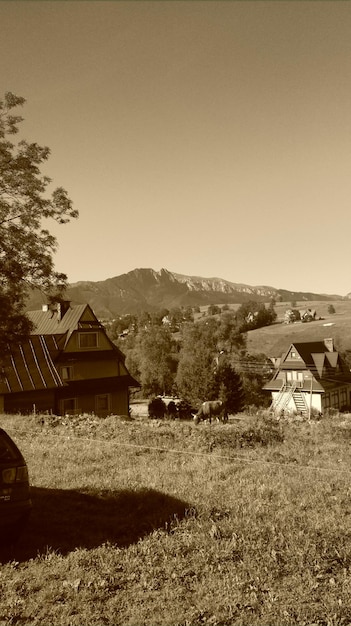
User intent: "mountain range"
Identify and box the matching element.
[25,268,342,319]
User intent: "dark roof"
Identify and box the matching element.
[27,304,88,336]
[285,341,331,362]
[0,303,139,396]
[263,374,325,392]
[264,340,351,392]
[279,341,342,371]
[0,335,64,394]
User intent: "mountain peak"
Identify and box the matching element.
[26,268,342,318]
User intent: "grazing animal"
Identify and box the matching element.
[194,400,228,424]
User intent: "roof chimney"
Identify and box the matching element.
[324,338,334,352]
[42,304,49,312]
[56,300,71,321]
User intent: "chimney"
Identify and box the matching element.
[324,338,334,352]
[56,300,71,321]
[42,304,49,312]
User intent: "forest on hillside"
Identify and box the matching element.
[105,300,277,410]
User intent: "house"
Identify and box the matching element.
[263,338,351,417]
[0,301,140,417]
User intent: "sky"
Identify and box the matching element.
[1,1,351,296]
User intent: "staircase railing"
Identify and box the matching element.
[270,382,297,415]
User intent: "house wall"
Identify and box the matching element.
[272,384,351,415]
[271,391,322,414]
[322,385,351,411]
[59,328,129,382]
[64,329,113,353]
[59,357,121,382]
[58,389,129,417]
[4,389,58,415]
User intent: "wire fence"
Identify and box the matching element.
[5,423,351,479]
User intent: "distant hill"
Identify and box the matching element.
[247,299,351,357]
[25,267,343,319]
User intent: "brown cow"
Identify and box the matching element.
[193,400,228,424]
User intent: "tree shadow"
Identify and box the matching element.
[0,486,190,563]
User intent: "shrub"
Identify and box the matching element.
[238,417,285,447]
[167,401,178,419]
[148,397,166,419]
[177,399,195,420]
[193,416,285,454]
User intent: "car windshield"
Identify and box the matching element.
[0,431,19,461]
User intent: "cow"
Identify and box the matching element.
[193,400,228,424]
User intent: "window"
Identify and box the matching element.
[331,390,339,408]
[286,371,304,384]
[289,350,301,360]
[79,332,98,348]
[61,398,78,415]
[340,388,347,407]
[95,394,111,414]
[324,393,330,409]
[61,366,73,380]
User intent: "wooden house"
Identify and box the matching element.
[0,301,139,417]
[263,338,351,417]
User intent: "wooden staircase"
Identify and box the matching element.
[270,382,297,415]
[270,382,310,418]
[292,389,309,416]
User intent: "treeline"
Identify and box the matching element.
[105,300,277,410]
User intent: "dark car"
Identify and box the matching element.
[0,427,32,544]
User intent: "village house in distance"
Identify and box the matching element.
[264,338,351,418]
[0,301,139,416]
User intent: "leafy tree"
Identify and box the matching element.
[182,306,194,322]
[0,92,78,352]
[216,310,246,354]
[235,353,273,408]
[168,307,183,330]
[235,300,276,332]
[107,314,136,341]
[150,308,169,326]
[209,362,244,414]
[135,311,151,330]
[126,325,176,396]
[176,318,219,405]
[328,304,336,315]
[207,304,221,316]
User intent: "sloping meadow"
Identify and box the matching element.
[1,412,351,625]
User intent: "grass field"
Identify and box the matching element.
[194,299,351,358]
[247,299,351,357]
[2,411,351,625]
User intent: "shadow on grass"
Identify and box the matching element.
[1,486,190,563]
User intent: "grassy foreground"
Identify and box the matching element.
[1,412,351,625]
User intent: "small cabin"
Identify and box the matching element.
[263,338,351,417]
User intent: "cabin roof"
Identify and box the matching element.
[263,339,351,392]
[27,304,90,336]
[0,335,64,394]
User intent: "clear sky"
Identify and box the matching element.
[1,1,351,295]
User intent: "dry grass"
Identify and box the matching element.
[1,412,351,625]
